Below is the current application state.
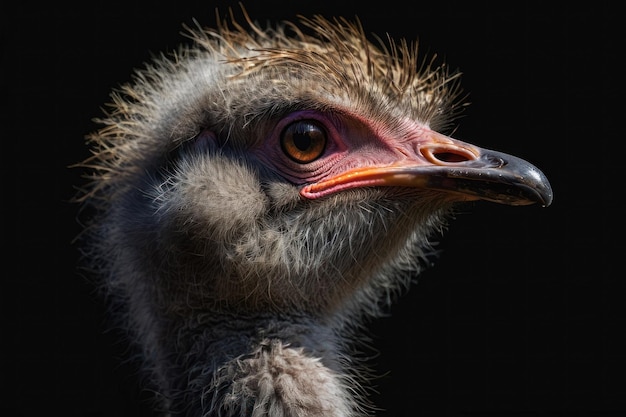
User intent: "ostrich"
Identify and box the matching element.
[74,7,553,417]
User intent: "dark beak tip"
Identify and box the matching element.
[488,151,553,208]
[541,188,554,207]
[527,166,553,208]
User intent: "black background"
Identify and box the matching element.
[2,1,623,416]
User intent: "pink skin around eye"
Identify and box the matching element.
[252,108,487,200]
[254,109,429,185]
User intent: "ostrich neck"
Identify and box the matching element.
[159,312,361,417]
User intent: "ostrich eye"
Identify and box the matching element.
[280,120,327,163]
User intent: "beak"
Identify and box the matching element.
[300,131,553,207]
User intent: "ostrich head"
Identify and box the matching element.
[74,7,552,417]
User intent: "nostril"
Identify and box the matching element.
[421,146,476,165]
[432,151,469,163]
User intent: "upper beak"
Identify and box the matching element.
[300,131,553,207]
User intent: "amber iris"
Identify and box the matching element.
[280,120,327,163]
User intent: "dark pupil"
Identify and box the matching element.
[292,124,316,151]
